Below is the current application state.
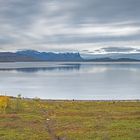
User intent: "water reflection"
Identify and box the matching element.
[0,62,140,73]
[0,62,140,100]
[0,64,81,73]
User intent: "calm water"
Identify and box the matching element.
[0,62,140,100]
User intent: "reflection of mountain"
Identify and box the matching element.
[0,64,81,73]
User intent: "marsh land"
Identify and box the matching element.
[0,97,140,140]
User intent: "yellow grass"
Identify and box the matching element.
[0,97,140,140]
[0,96,10,113]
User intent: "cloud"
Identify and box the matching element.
[93,47,140,54]
[0,0,43,28]
[0,0,140,52]
[103,47,137,52]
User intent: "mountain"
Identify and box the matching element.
[0,50,83,62]
[0,50,140,62]
[16,50,83,61]
[0,52,38,62]
[82,53,140,61]
[84,57,140,62]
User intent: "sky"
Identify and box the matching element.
[0,0,140,53]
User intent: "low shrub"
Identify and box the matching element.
[0,96,10,113]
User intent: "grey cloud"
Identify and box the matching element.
[2,0,138,28]
[0,35,16,45]
[95,47,140,53]
[40,33,140,45]
[0,0,44,28]
[0,0,140,51]
[46,0,140,25]
[102,47,137,52]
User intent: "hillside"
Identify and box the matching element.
[0,50,140,62]
[0,50,83,62]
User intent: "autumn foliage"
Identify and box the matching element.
[0,96,10,113]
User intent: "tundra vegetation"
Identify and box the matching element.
[0,95,140,140]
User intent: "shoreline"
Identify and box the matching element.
[5,96,140,102]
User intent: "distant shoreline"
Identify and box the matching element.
[5,96,140,102]
[0,60,140,63]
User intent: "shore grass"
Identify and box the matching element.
[0,97,140,140]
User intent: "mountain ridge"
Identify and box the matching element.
[0,50,83,62]
[0,50,140,62]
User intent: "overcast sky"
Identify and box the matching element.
[0,0,140,53]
